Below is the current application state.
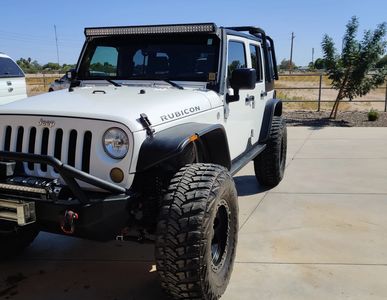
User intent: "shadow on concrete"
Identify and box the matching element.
[0,233,167,300]
[234,175,269,196]
[0,173,269,300]
[285,117,352,128]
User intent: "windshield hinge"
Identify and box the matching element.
[139,113,155,136]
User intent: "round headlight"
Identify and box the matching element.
[103,127,129,159]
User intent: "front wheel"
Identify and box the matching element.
[155,163,238,300]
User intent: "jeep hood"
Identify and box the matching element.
[0,85,217,132]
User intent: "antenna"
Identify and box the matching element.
[54,25,60,65]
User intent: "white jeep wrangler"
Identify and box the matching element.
[0,23,286,299]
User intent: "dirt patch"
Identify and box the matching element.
[284,110,387,127]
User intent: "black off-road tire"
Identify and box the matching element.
[254,116,287,187]
[155,163,238,300]
[0,221,39,258]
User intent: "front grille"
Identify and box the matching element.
[1,125,92,175]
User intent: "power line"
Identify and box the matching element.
[0,29,81,42]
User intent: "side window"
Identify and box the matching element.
[0,57,24,78]
[227,41,246,78]
[89,46,118,77]
[249,45,263,82]
[267,43,275,80]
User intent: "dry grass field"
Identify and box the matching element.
[25,73,387,112]
[277,74,387,112]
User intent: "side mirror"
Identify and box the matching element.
[67,69,79,92]
[66,69,76,80]
[227,68,256,103]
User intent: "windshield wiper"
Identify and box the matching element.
[163,79,184,90]
[106,79,121,87]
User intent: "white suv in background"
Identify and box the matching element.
[0,53,27,105]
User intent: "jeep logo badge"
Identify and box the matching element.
[38,118,56,128]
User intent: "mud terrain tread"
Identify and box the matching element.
[254,116,287,187]
[155,163,237,300]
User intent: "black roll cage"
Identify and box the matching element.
[225,26,278,83]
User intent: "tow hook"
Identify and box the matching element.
[60,210,79,234]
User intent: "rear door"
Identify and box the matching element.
[248,42,266,144]
[0,56,27,105]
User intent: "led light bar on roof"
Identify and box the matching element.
[85,23,217,37]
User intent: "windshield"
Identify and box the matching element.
[78,34,220,83]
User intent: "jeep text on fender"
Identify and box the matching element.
[0,23,286,300]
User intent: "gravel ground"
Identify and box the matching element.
[284,110,387,127]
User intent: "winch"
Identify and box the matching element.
[0,199,36,226]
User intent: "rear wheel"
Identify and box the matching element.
[254,116,287,187]
[155,163,238,300]
[0,221,39,258]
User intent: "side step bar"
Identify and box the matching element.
[0,199,36,226]
[230,143,266,176]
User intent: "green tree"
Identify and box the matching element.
[279,59,296,71]
[42,62,61,71]
[313,58,326,69]
[376,55,387,68]
[61,64,76,72]
[16,58,42,74]
[17,58,76,74]
[322,16,387,118]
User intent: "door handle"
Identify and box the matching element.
[245,95,255,103]
[8,87,14,93]
[7,81,12,86]
[260,91,267,98]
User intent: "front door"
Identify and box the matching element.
[223,37,258,160]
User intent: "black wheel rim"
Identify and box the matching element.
[211,201,230,270]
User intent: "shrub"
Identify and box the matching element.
[368,109,379,121]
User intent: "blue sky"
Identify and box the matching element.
[0,0,386,66]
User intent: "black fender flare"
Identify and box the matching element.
[136,122,231,172]
[258,99,283,143]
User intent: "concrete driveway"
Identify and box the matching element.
[1,127,387,300]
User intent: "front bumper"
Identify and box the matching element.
[0,151,136,240]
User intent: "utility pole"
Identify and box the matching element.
[54,25,60,65]
[289,32,295,74]
[312,47,315,64]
